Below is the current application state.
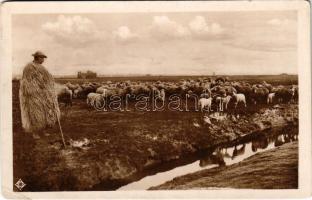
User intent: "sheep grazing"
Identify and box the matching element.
[154,88,165,102]
[198,97,213,112]
[73,86,82,98]
[200,93,210,99]
[251,86,269,104]
[86,93,98,107]
[215,77,226,84]
[76,85,96,99]
[215,96,223,112]
[66,82,79,92]
[223,85,237,96]
[232,92,247,108]
[211,85,226,97]
[96,86,107,95]
[274,86,294,103]
[262,81,273,92]
[294,86,298,102]
[166,84,180,96]
[214,95,231,111]
[96,86,120,99]
[87,92,105,109]
[232,82,252,103]
[290,85,298,103]
[159,88,165,102]
[200,87,212,99]
[267,93,275,104]
[65,76,297,113]
[55,83,72,107]
[222,95,232,110]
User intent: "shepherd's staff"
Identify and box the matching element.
[54,96,66,148]
[56,111,66,148]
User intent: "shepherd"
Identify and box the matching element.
[19,51,64,144]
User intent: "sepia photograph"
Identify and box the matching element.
[1,1,311,199]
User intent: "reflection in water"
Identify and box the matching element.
[199,147,226,167]
[232,144,246,159]
[118,129,298,190]
[200,131,298,168]
[252,135,269,152]
[274,132,297,147]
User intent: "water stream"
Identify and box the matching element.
[118,128,298,190]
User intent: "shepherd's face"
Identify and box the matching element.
[36,57,45,64]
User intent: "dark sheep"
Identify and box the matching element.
[274,86,294,103]
[251,86,269,104]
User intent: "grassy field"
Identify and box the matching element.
[12,75,298,191]
[54,74,298,86]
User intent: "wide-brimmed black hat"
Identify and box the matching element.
[32,51,47,58]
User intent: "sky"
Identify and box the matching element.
[12,11,297,76]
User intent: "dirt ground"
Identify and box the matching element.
[12,80,298,191]
[150,141,298,190]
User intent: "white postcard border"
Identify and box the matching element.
[1,1,311,199]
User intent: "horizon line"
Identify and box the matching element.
[13,73,299,79]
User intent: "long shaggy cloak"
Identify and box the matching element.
[19,62,60,133]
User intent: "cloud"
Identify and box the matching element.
[42,15,105,47]
[149,15,225,41]
[267,18,290,26]
[150,15,190,40]
[113,26,138,43]
[189,16,224,37]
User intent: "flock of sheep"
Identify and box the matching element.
[55,77,298,112]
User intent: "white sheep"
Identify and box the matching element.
[73,88,80,98]
[267,93,275,104]
[159,88,165,102]
[232,92,247,108]
[222,95,232,110]
[87,92,105,108]
[96,86,107,94]
[198,97,213,112]
[215,95,230,112]
[153,88,165,103]
[86,93,98,107]
[215,96,223,111]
